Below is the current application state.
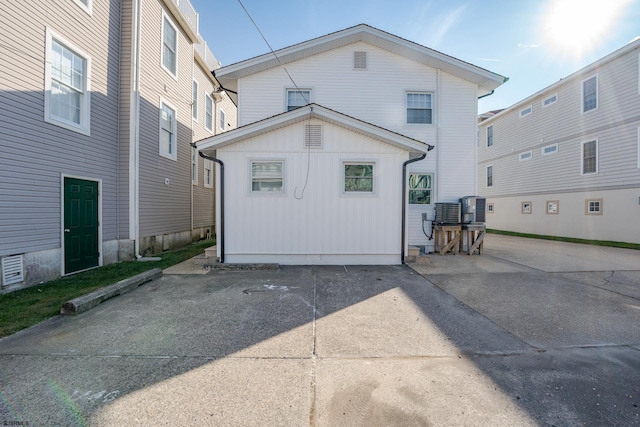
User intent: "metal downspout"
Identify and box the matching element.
[401,152,427,264]
[197,150,224,263]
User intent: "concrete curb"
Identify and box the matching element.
[60,268,162,315]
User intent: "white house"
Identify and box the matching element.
[197,24,506,264]
[478,38,640,245]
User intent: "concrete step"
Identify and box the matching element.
[408,245,420,257]
[204,245,218,259]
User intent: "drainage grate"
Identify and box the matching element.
[2,255,24,287]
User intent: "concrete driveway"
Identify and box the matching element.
[0,234,639,426]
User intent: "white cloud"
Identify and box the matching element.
[518,43,540,48]
[477,58,501,62]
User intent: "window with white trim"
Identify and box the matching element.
[161,14,177,77]
[219,109,226,131]
[73,0,92,14]
[205,93,213,132]
[487,125,494,147]
[286,89,311,111]
[521,201,532,214]
[192,80,198,120]
[487,203,494,213]
[546,200,559,214]
[519,151,532,161]
[585,198,602,215]
[542,143,558,156]
[581,140,598,174]
[582,75,597,113]
[354,51,367,70]
[192,147,198,184]
[204,159,213,188]
[407,92,432,124]
[45,28,91,135]
[159,99,177,160]
[344,163,374,193]
[486,165,493,187]
[519,105,532,117]
[251,161,284,193]
[408,174,432,204]
[542,93,558,108]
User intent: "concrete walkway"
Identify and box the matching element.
[0,234,638,426]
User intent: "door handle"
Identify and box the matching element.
[64,229,71,233]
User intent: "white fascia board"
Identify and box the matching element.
[196,104,430,154]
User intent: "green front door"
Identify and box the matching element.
[64,177,99,274]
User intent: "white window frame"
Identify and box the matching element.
[487,125,494,147]
[249,160,285,195]
[285,88,311,112]
[161,12,178,79]
[541,143,558,156]
[542,93,558,108]
[585,198,603,215]
[521,201,532,214]
[486,165,493,188]
[191,147,198,185]
[519,105,532,118]
[487,203,494,214]
[406,92,433,125]
[192,79,198,121]
[73,0,92,15]
[159,97,177,161]
[408,173,433,205]
[204,92,213,133]
[581,139,598,175]
[342,161,376,195]
[44,28,91,135]
[204,159,213,188]
[546,200,559,215]
[519,151,532,161]
[581,75,598,113]
[218,108,226,131]
[353,51,367,70]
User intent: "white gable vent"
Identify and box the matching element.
[305,124,323,148]
[354,51,367,70]
[2,255,24,287]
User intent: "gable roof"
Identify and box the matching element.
[196,103,433,155]
[214,24,507,99]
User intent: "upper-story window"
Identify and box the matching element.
[487,125,494,147]
[582,75,597,113]
[541,143,558,156]
[519,105,532,118]
[407,92,432,124]
[161,14,178,78]
[353,51,367,70]
[205,93,213,133]
[45,28,91,135]
[204,159,213,188]
[486,165,493,187]
[191,147,198,184]
[286,89,311,111]
[192,80,198,120]
[542,93,558,108]
[73,0,92,15]
[581,139,598,174]
[159,99,177,160]
[219,109,226,131]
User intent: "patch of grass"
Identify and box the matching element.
[0,240,214,338]
[487,229,640,250]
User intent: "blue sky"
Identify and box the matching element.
[190,0,640,113]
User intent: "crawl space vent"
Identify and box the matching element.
[305,124,323,148]
[2,255,24,287]
[354,51,367,69]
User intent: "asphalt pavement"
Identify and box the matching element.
[0,234,639,426]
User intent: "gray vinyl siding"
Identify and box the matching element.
[118,0,133,240]
[0,0,121,256]
[479,44,640,198]
[137,1,192,238]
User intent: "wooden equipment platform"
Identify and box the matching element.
[461,223,485,255]
[433,224,461,255]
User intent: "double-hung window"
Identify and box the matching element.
[407,92,432,124]
[159,99,177,160]
[344,163,374,193]
[581,140,598,174]
[286,89,310,111]
[204,159,213,188]
[192,80,198,120]
[408,174,432,204]
[45,28,91,135]
[582,75,597,113]
[191,147,198,184]
[487,125,494,147]
[162,14,177,77]
[205,93,213,132]
[251,161,284,193]
[219,109,226,131]
[486,165,494,187]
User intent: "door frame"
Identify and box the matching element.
[60,174,103,276]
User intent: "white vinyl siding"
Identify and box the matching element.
[582,75,597,113]
[159,99,177,160]
[250,160,284,194]
[637,128,640,168]
[406,92,432,124]
[204,159,213,188]
[44,28,91,135]
[487,125,494,147]
[192,80,198,120]
[286,89,311,111]
[161,13,177,78]
[581,139,598,175]
[205,93,213,132]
